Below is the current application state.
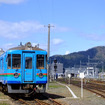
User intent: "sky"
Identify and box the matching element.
[0,0,105,56]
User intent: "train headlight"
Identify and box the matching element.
[39,73,43,78]
[14,73,19,78]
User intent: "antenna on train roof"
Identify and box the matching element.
[35,44,39,48]
[18,42,23,47]
[20,42,23,46]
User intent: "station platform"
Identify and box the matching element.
[46,82,105,105]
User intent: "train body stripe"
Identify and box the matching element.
[36,75,47,77]
[0,73,20,76]
[36,73,47,77]
[36,73,47,75]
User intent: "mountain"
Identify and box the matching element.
[50,46,105,68]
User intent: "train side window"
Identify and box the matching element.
[12,54,21,69]
[2,59,3,70]
[25,57,32,69]
[46,55,47,69]
[37,55,44,69]
[0,59,2,70]
[7,54,11,69]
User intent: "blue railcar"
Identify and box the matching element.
[0,42,47,94]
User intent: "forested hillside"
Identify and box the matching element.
[50,46,105,68]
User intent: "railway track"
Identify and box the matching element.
[42,93,62,105]
[18,98,50,105]
[9,93,63,105]
[58,78,105,99]
[18,97,62,105]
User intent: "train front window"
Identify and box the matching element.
[7,54,11,69]
[37,55,44,69]
[25,57,32,69]
[12,54,21,69]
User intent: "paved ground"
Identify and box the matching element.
[47,82,105,105]
[0,92,14,105]
[0,82,105,105]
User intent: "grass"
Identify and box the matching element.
[0,93,7,98]
[0,103,9,105]
[49,81,65,88]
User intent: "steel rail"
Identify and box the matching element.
[49,98,63,105]
[58,78,105,99]
[35,99,50,105]
[18,99,31,105]
[42,93,63,105]
[69,79,105,98]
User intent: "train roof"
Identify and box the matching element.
[8,46,44,51]
[8,42,44,51]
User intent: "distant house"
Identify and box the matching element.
[98,72,105,79]
[65,66,99,79]
[65,67,79,78]
[86,67,99,78]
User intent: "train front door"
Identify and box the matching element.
[23,53,34,82]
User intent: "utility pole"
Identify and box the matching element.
[87,55,90,76]
[80,60,81,70]
[44,24,54,90]
[88,55,90,66]
[102,61,104,79]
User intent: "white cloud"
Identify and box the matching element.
[40,44,47,51]
[52,39,64,45]
[51,24,71,32]
[65,51,70,55]
[2,43,15,51]
[32,43,38,47]
[0,0,25,4]
[55,26,70,32]
[80,33,105,41]
[0,20,44,39]
[0,20,70,41]
[32,43,47,51]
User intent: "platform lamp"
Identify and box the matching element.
[54,58,57,80]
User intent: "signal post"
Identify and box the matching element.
[54,58,57,80]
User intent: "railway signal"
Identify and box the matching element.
[54,58,57,71]
[54,58,57,63]
[54,58,57,80]
[54,64,57,72]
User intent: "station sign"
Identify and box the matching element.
[80,73,85,79]
[68,74,71,78]
[87,67,93,70]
